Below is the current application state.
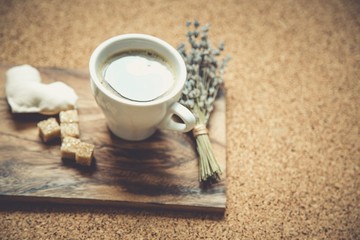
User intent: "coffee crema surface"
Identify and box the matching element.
[102,50,175,102]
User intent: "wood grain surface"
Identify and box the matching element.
[0,64,226,213]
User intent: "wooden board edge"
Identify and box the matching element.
[0,194,226,216]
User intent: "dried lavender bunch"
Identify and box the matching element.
[177,21,230,183]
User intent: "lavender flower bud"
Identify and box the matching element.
[218,41,225,51]
[186,99,195,108]
[200,41,208,49]
[179,99,186,105]
[201,24,210,32]
[194,20,200,28]
[212,49,220,56]
[193,54,202,64]
[182,88,190,95]
[193,89,201,97]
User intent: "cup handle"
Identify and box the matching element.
[158,102,196,132]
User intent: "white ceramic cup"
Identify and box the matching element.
[89,34,196,141]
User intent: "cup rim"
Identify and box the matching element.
[89,33,187,107]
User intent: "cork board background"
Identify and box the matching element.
[0,0,359,239]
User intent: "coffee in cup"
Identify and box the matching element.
[101,49,175,102]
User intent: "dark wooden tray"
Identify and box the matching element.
[0,64,226,213]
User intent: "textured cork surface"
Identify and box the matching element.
[0,0,359,239]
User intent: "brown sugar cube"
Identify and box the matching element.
[60,122,80,139]
[60,136,81,159]
[37,117,60,142]
[59,109,79,123]
[75,142,95,166]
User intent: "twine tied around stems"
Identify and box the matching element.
[192,124,208,137]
